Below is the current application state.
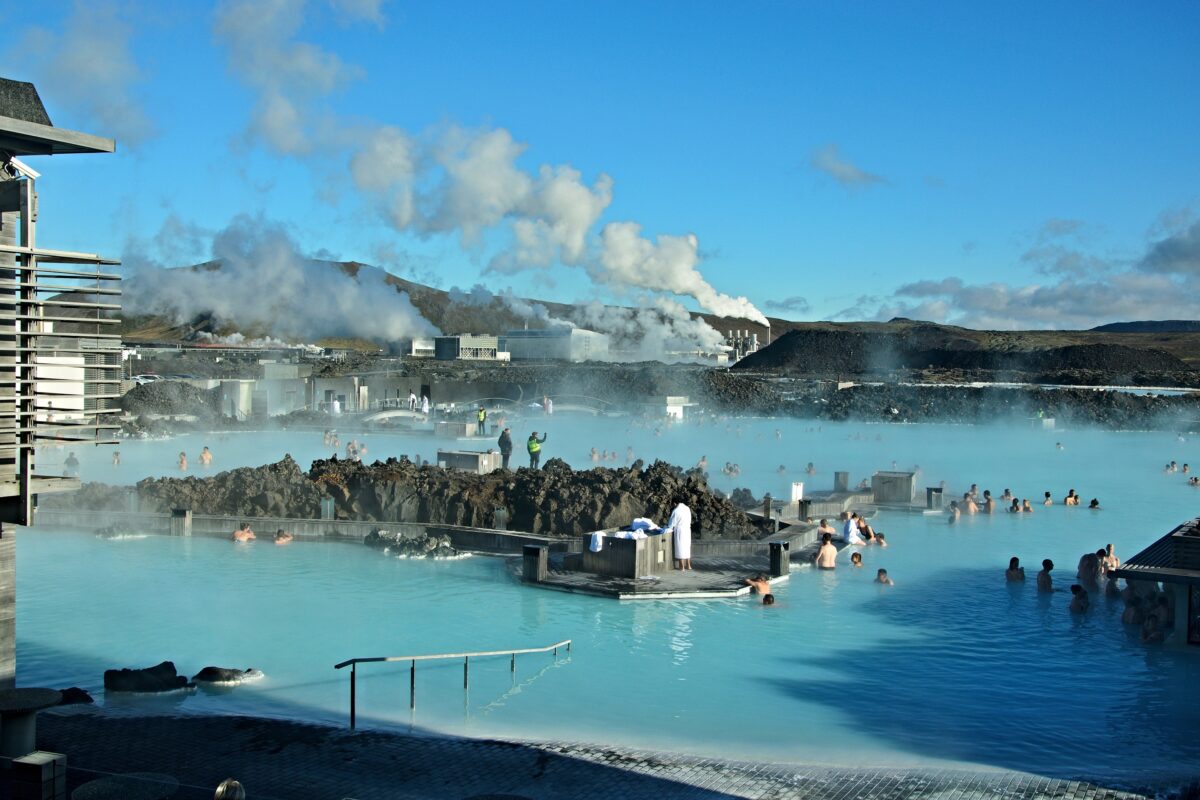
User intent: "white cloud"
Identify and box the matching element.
[811,144,886,188]
[10,1,154,146]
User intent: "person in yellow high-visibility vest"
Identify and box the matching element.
[476,406,487,435]
[527,431,548,469]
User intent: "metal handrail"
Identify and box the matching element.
[333,639,572,729]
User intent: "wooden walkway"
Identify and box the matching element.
[517,554,790,600]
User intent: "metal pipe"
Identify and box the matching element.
[410,659,415,709]
[350,663,356,730]
[463,656,469,689]
[510,653,515,672]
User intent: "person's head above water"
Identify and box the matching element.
[1089,498,1100,508]
[821,532,832,544]
[762,594,775,605]
[1042,559,1054,570]
[1009,557,1020,569]
[1070,584,1085,596]
[850,552,862,565]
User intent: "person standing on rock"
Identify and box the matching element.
[527,431,548,469]
[498,427,513,469]
[664,496,693,571]
[477,406,487,436]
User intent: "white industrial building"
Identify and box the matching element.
[501,329,609,362]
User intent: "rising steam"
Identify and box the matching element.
[124,215,438,342]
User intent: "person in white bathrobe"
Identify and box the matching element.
[665,498,693,571]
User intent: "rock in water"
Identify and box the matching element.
[58,687,94,705]
[103,661,192,693]
[192,666,262,684]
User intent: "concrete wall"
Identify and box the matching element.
[32,509,564,556]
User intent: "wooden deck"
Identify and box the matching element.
[515,553,790,600]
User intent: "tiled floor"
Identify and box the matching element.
[32,710,1197,800]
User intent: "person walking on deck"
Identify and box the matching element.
[498,428,513,470]
[527,431,548,469]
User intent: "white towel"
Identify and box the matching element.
[630,517,657,531]
[589,532,605,552]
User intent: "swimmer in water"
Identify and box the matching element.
[762,594,775,606]
[805,462,816,475]
[199,446,213,467]
[1006,556,1025,582]
[1021,499,1033,512]
[817,518,836,538]
[1043,491,1052,506]
[982,490,995,514]
[178,452,188,472]
[850,551,863,567]
[814,533,838,569]
[1089,498,1100,509]
[1069,584,1090,613]
[1037,559,1054,592]
[1008,499,1020,513]
[947,501,960,523]
[112,451,120,467]
[745,574,772,595]
[777,464,787,475]
[962,493,978,514]
[875,569,894,586]
[1103,544,1120,572]
[232,523,255,543]
[1064,489,1079,506]
[274,529,293,545]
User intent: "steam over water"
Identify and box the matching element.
[20,418,1200,783]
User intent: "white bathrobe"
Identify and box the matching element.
[666,503,692,560]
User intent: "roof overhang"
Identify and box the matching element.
[0,114,115,156]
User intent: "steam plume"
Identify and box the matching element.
[125,215,438,342]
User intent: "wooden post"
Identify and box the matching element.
[522,545,548,582]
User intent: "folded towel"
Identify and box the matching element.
[630,517,657,531]
[589,531,605,552]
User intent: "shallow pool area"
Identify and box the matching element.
[17,418,1200,784]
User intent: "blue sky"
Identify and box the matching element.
[4,1,1200,331]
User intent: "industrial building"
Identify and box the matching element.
[501,328,609,362]
[433,334,509,362]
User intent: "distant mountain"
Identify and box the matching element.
[1090,320,1200,333]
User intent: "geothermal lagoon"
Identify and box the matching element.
[19,417,1200,784]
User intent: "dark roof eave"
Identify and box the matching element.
[0,114,114,156]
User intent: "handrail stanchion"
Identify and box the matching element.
[463,656,469,689]
[350,663,356,730]
[510,653,515,672]
[410,659,416,709]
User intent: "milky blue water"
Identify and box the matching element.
[18,415,1200,782]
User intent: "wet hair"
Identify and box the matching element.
[877,569,888,576]
[1096,549,1106,558]
[1042,559,1054,570]
[1009,557,1020,569]
[819,518,827,526]
[1070,584,1084,595]
[850,552,862,564]
[821,532,832,544]
[1089,498,1100,508]
[214,779,246,800]
[762,594,775,605]
[1044,491,1051,498]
